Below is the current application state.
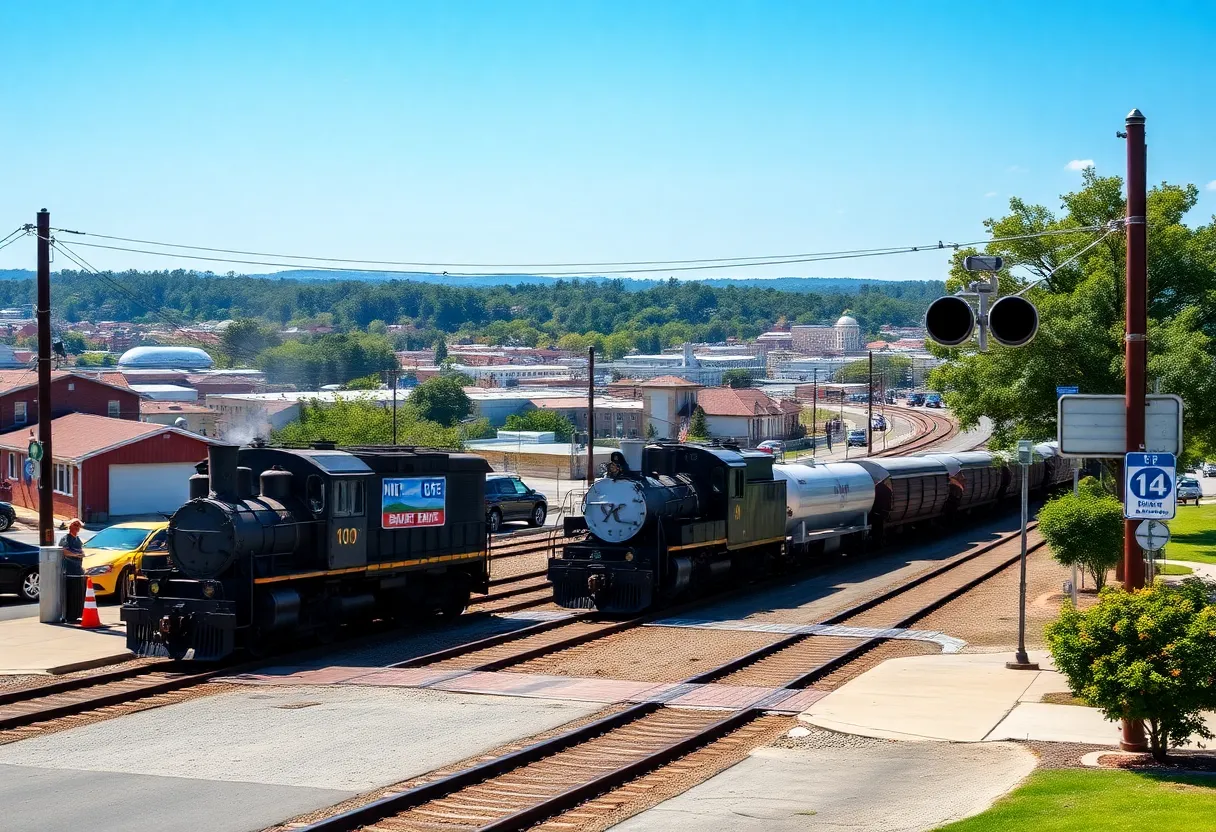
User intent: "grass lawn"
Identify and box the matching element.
[1155,563,1194,576]
[1164,502,1216,564]
[933,769,1216,831]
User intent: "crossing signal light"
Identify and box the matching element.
[924,296,975,347]
[988,295,1039,347]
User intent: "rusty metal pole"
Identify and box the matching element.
[586,346,595,485]
[36,210,54,546]
[1121,108,1149,752]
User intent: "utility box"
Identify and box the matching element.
[38,546,62,623]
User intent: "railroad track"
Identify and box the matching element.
[872,404,959,457]
[290,523,1043,832]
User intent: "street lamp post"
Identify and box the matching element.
[1007,440,1040,671]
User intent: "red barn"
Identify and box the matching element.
[0,370,140,432]
[0,413,214,523]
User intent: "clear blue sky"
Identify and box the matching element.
[2,1,1213,282]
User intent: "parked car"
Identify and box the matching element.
[906,393,926,407]
[925,393,944,408]
[847,429,868,448]
[81,521,168,602]
[1203,462,1216,478]
[0,534,40,601]
[871,415,888,431]
[0,502,15,533]
[485,474,547,533]
[756,440,785,456]
[1177,477,1202,506]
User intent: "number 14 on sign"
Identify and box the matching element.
[1125,452,1176,520]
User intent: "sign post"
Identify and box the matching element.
[1124,452,1177,521]
[1007,440,1039,670]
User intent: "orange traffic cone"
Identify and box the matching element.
[79,578,104,629]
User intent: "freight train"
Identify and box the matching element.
[548,441,1074,613]
[122,443,491,661]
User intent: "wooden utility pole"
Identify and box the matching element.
[586,347,596,485]
[867,350,874,456]
[1120,108,1149,752]
[36,210,54,546]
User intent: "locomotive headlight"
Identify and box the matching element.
[149,581,161,595]
[202,583,216,599]
[624,552,634,562]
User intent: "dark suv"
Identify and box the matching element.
[485,474,547,532]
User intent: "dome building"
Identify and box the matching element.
[833,314,862,353]
[117,345,215,370]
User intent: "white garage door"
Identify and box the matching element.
[108,463,198,516]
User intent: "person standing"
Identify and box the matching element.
[59,519,85,623]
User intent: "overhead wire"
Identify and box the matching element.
[0,226,31,253]
[52,224,1111,278]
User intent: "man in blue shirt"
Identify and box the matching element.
[59,519,85,623]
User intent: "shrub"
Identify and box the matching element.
[1046,580,1216,761]
[1037,490,1124,590]
[687,406,709,440]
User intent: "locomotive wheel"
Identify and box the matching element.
[488,509,503,534]
[441,587,470,618]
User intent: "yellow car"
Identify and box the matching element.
[82,521,169,602]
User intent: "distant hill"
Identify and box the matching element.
[0,266,938,295]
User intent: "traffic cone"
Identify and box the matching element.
[79,578,103,629]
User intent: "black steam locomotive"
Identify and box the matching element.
[549,441,1074,614]
[122,443,491,660]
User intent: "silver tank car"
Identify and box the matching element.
[773,462,876,544]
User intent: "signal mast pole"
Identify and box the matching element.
[1120,110,1148,752]
[36,210,53,547]
[586,346,595,485]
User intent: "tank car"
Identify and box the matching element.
[122,443,491,660]
[548,443,787,613]
[772,462,875,554]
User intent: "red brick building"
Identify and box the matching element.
[0,413,214,522]
[0,370,140,433]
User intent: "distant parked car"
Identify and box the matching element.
[0,502,15,533]
[1177,477,1202,506]
[925,393,943,409]
[906,393,926,407]
[871,415,888,431]
[0,534,40,602]
[756,440,785,456]
[1203,462,1216,478]
[485,474,547,532]
[847,429,868,448]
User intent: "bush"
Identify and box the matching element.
[722,369,753,389]
[1037,490,1124,590]
[409,376,472,426]
[1046,580,1216,761]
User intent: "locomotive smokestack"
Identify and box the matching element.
[208,444,240,500]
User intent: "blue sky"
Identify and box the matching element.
[2,1,1214,282]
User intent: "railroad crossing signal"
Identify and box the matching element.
[925,255,1039,350]
[1124,452,1176,520]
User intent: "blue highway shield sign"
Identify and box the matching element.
[1124,452,1176,520]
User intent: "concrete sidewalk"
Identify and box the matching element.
[799,650,1216,747]
[0,605,130,675]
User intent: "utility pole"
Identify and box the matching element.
[586,346,595,485]
[36,210,53,546]
[811,368,818,453]
[867,350,874,456]
[1120,108,1149,752]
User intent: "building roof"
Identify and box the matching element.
[117,345,215,369]
[0,412,213,463]
[636,375,704,388]
[528,397,643,410]
[0,369,131,396]
[835,315,860,328]
[139,401,214,415]
[696,387,799,418]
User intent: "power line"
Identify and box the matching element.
[54,225,1111,278]
[0,226,30,253]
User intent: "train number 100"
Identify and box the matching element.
[336,527,359,545]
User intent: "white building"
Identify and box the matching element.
[607,344,765,386]
[452,364,576,385]
[790,315,863,354]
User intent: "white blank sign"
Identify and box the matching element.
[1057,394,1182,457]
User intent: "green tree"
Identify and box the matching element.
[344,373,383,390]
[1046,580,1216,761]
[61,332,88,354]
[929,170,1216,461]
[646,422,658,440]
[504,408,575,440]
[257,331,397,389]
[687,405,709,440]
[1037,490,1124,590]
[433,338,448,363]
[721,369,753,389]
[271,397,487,449]
[220,318,280,367]
[834,354,911,389]
[409,376,472,426]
